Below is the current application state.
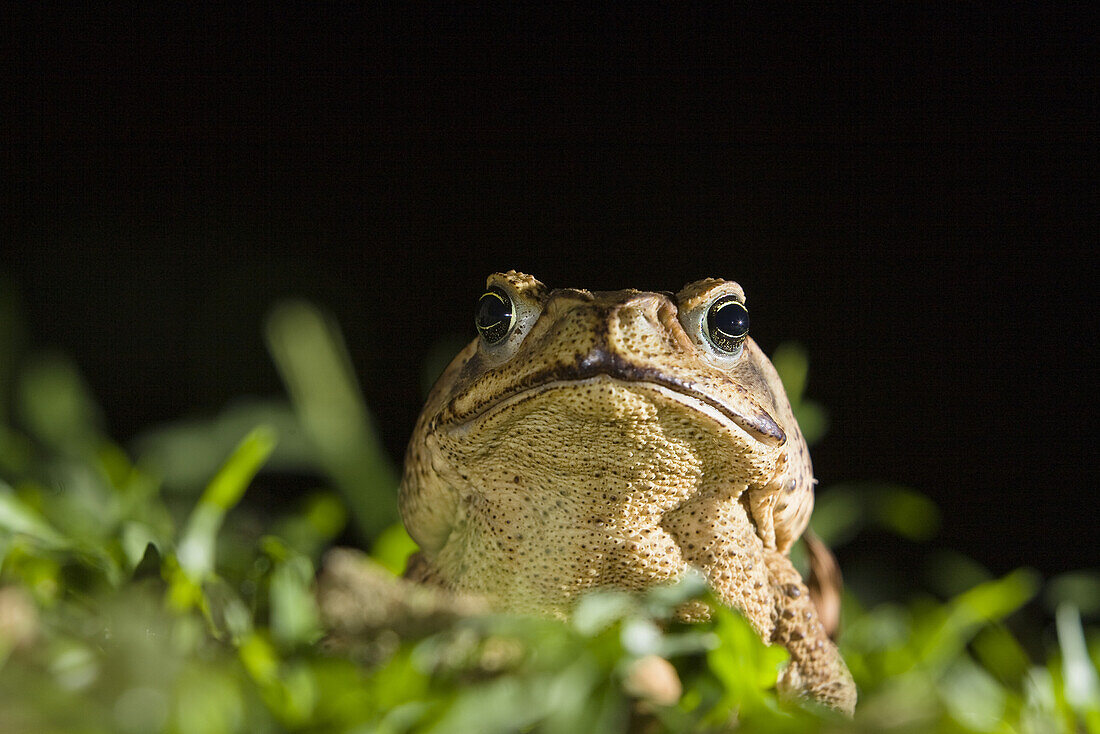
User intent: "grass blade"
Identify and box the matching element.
[265,300,398,539]
[177,426,277,580]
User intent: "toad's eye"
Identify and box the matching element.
[475,286,516,344]
[705,296,749,354]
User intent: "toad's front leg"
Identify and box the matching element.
[662,495,856,715]
[764,549,856,715]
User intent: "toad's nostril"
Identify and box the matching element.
[609,294,663,325]
[605,294,694,354]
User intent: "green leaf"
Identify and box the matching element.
[15,353,102,453]
[172,663,247,734]
[177,426,276,580]
[811,483,940,547]
[706,604,789,712]
[0,425,33,476]
[0,483,71,550]
[265,300,398,539]
[120,521,162,571]
[771,342,809,404]
[874,485,940,541]
[268,552,322,647]
[134,399,315,494]
[370,522,420,577]
[919,569,1040,671]
[272,490,348,559]
[425,675,560,734]
[938,657,1007,731]
[925,549,994,599]
[572,591,638,637]
[972,623,1032,685]
[1057,604,1100,723]
[808,485,863,547]
[642,569,709,618]
[792,400,829,447]
[1047,571,1100,618]
[202,426,277,511]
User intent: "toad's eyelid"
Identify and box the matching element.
[711,297,747,311]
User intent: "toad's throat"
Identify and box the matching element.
[445,354,785,446]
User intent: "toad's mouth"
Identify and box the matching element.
[443,361,785,447]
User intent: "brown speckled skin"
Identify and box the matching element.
[400,271,856,713]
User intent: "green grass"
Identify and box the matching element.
[0,293,1097,733]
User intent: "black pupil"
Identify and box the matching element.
[476,289,513,342]
[707,297,749,352]
[712,301,748,336]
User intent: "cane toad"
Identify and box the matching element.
[399,271,856,713]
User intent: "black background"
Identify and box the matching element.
[4,6,1095,580]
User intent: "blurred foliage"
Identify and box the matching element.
[265,300,398,538]
[0,287,1097,733]
[770,342,828,447]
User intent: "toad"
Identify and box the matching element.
[399,271,856,713]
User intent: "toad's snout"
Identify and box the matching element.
[542,294,786,447]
